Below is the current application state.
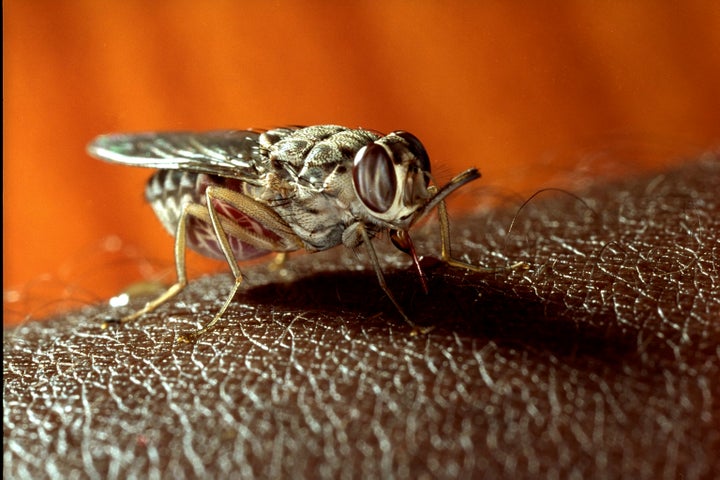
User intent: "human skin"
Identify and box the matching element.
[3,156,719,478]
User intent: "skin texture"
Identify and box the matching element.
[4,156,719,478]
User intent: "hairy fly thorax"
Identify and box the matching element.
[225,126,435,253]
[259,126,381,252]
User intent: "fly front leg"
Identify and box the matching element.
[358,225,432,335]
[177,185,301,343]
[436,197,528,273]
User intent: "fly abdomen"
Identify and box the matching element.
[146,170,203,236]
[146,170,277,261]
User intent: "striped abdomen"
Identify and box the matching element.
[145,170,279,261]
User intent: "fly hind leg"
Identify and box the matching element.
[103,185,301,343]
[176,185,301,343]
[102,200,195,330]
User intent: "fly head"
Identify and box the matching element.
[351,131,432,229]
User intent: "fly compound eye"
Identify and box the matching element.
[393,131,430,174]
[353,143,398,213]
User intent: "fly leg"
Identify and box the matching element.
[104,185,301,341]
[436,198,528,272]
[358,225,432,335]
[177,185,301,343]
[102,200,195,330]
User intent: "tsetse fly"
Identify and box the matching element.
[89,125,519,342]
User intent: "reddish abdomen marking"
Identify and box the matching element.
[146,171,278,262]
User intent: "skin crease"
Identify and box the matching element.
[4,157,719,478]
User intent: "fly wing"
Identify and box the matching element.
[88,130,296,184]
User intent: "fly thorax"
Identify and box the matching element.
[351,131,432,230]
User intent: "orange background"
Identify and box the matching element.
[4,1,719,325]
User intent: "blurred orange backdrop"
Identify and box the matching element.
[4,1,720,325]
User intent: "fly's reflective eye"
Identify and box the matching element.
[353,144,397,213]
[393,131,430,174]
